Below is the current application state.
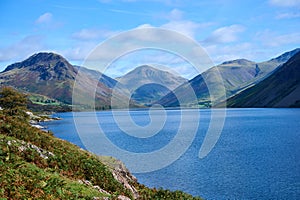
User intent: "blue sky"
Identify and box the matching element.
[0,0,299,78]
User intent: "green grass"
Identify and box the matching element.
[28,94,61,106]
[0,103,203,199]
[0,112,132,199]
[0,135,110,199]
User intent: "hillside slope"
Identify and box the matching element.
[0,88,202,200]
[0,52,127,110]
[223,51,300,107]
[116,65,187,105]
[157,48,300,108]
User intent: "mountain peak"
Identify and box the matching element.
[271,48,300,63]
[27,52,67,63]
[3,52,71,72]
[135,65,155,70]
[117,65,186,86]
[116,64,187,104]
[125,65,164,76]
[221,59,254,66]
[118,65,172,80]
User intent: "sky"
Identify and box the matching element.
[0,0,299,78]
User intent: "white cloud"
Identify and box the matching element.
[203,25,245,44]
[0,35,45,62]
[276,12,300,19]
[35,12,53,24]
[256,30,300,47]
[60,41,99,61]
[161,20,203,38]
[167,8,183,20]
[66,8,214,76]
[204,43,254,64]
[35,12,62,30]
[136,24,153,29]
[269,0,300,7]
[104,49,198,79]
[72,29,119,40]
[67,26,214,78]
[159,9,212,39]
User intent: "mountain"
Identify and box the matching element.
[1,49,299,109]
[0,53,77,104]
[0,52,126,110]
[73,65,118,89]
[221,51,300,108]
[116,65,187,105]
[157,48,300,108]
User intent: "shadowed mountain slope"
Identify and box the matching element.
[157,48,300,108]
[221,51,300,108]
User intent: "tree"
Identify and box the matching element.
[0,87,28,116]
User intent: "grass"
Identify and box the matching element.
[0,112,132,199]
[0,135,110,199]
[0,88,203,199]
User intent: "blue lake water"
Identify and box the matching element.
[42,108,300,199]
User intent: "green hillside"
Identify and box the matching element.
[0,87,202,200]
[223,51,300,108]
[157,48,300,108]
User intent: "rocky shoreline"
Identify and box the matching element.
[27,111,61,130]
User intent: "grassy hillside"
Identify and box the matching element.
[223,51,300,108]
[0,87,202,200]
[0,53,134,111]
[157,48,300,108]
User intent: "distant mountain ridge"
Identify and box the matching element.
[0,52,128,110]
[116,65,187,91]
[221,51,300,107]
[156,48,300,107]
[1,48,299,110]
[116,65,187,105]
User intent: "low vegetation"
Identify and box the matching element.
[0,87,202,199]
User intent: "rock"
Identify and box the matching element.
[18,145,27,152]
[26,111,34,117]
[93,197,109,200]
[83,180,92,186]
[93,185,110,195]
[111,163,139,199]
[31,124,45,129]
[4,138,54,159]
[117,195,131,200]
[29,144,54,159]
[98,156,139,199]
[7,140,12,146]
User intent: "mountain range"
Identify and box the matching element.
[116,65,187,105]
[220,51,300,108]
[0,48,299,109]
[0,53,128,110]
[0,53,188,109]
[156,48,300,107]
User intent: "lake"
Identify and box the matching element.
[42,108,300,199]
